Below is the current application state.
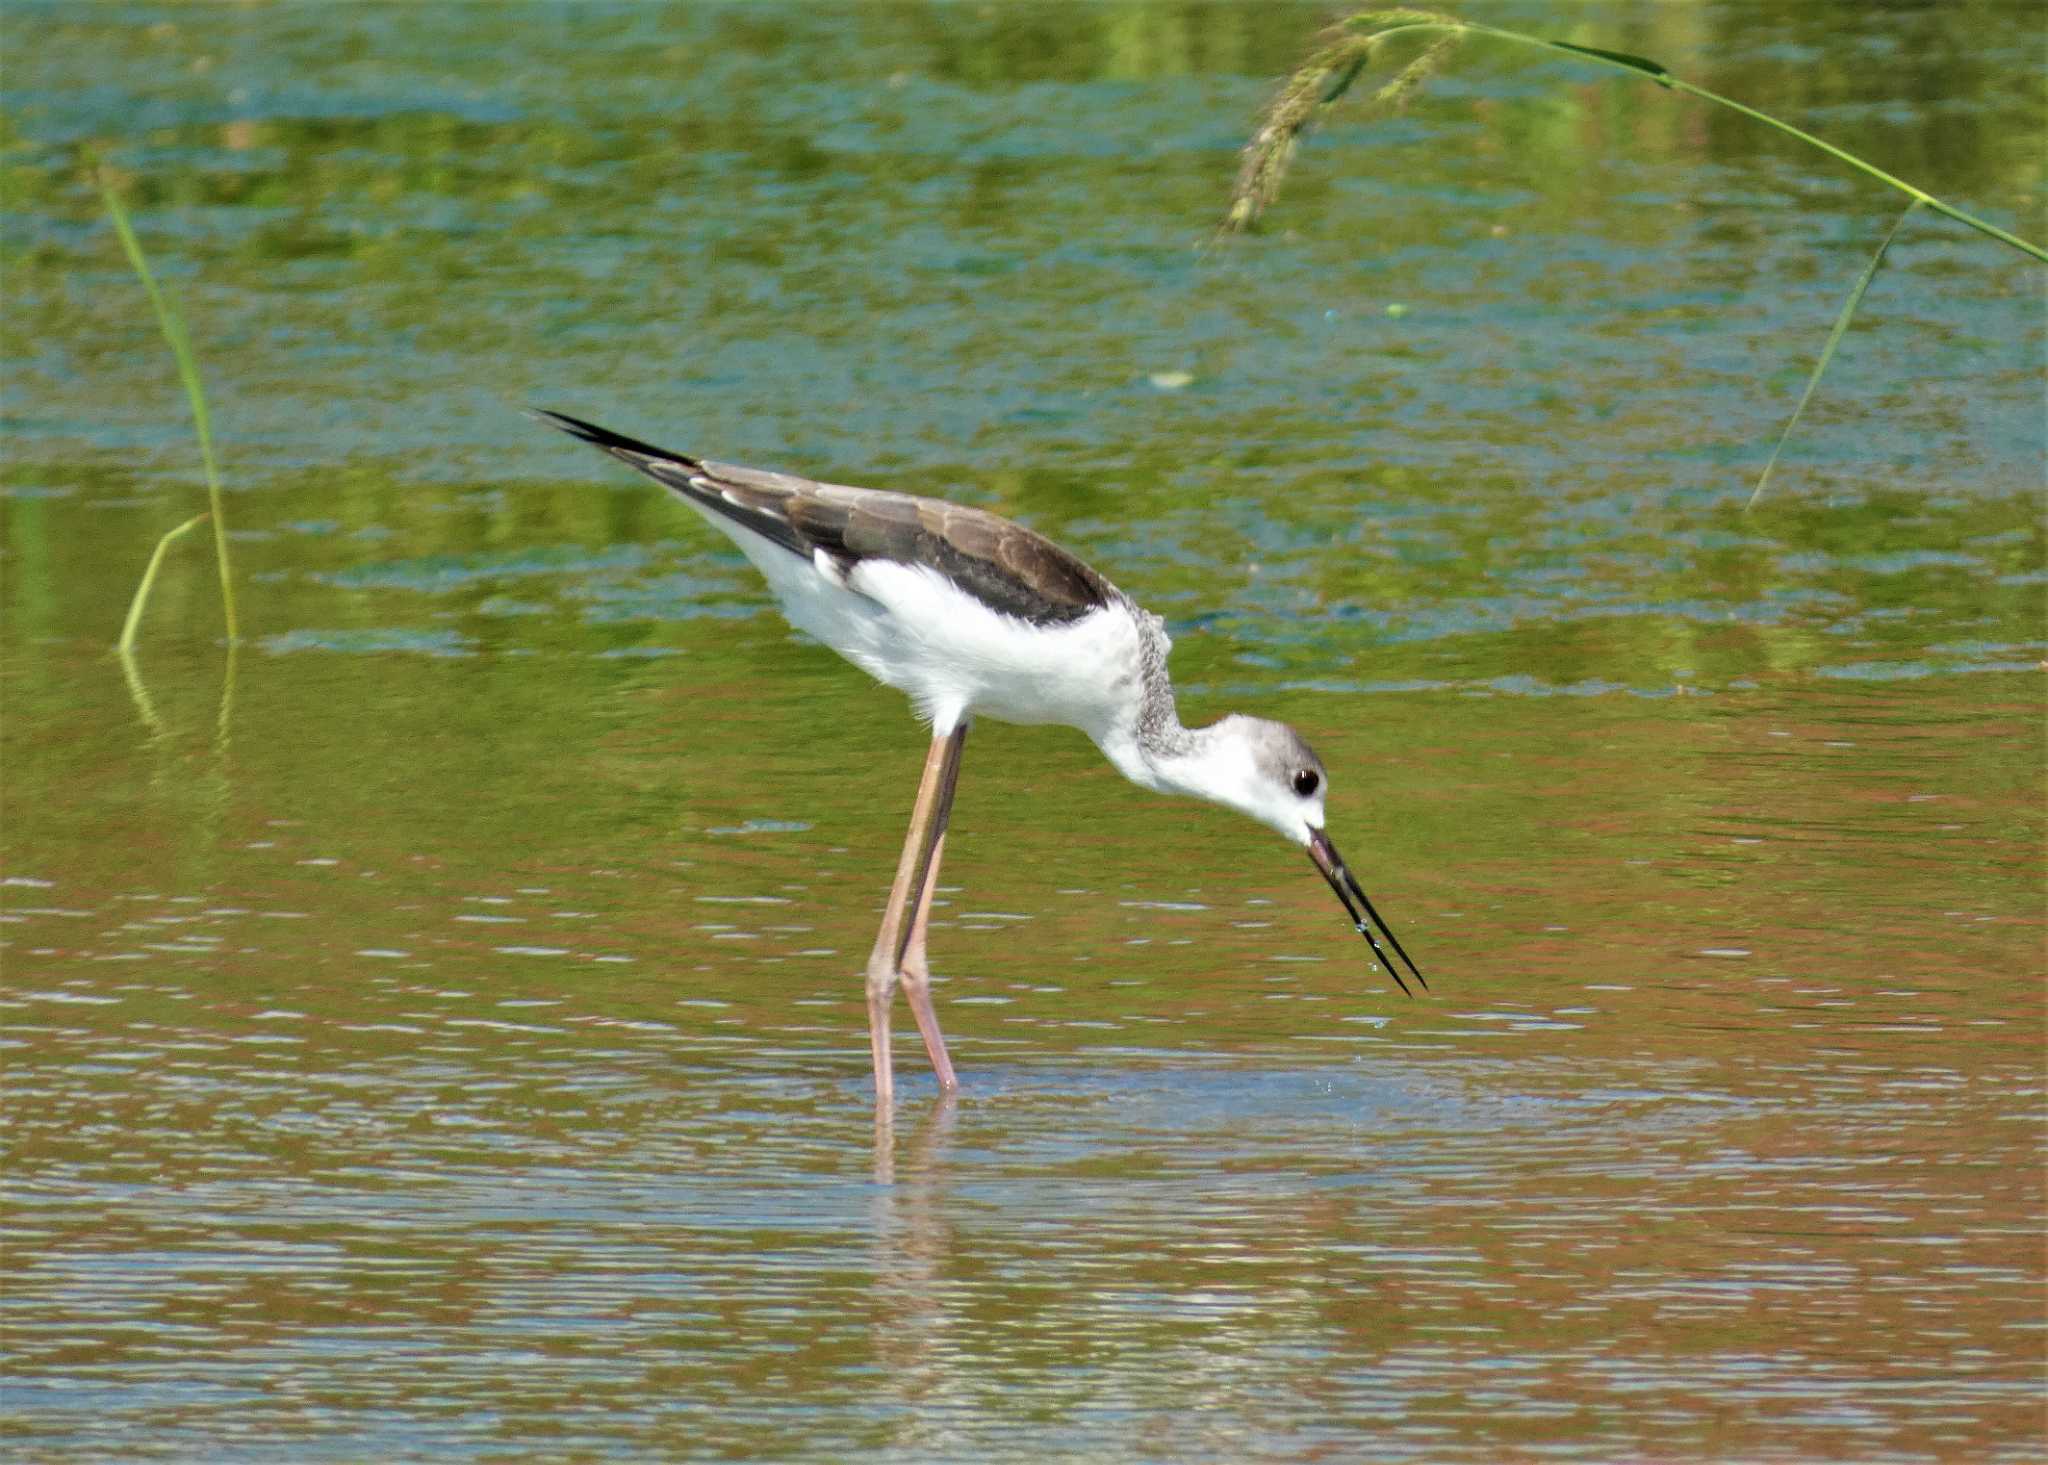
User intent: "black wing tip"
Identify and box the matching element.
[528,407,693,468]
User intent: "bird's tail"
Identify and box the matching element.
[529,408,702,477]
[532,407,815,563]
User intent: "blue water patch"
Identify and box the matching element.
[316,545,649,593]
[705,819,814,836]
[475,597,551,618]
[259,628,476,658]
[1813,659,2042,682]
[1841,550,1990,575]
[1466,675,1654,699]
[573,569,765,622]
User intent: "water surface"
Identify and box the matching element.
[4,3,2043,1459]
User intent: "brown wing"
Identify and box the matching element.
[535,409,1118,626]
[779,486,1115,626]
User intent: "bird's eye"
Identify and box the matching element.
[1292,768,1320,798]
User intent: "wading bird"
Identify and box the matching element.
[536,410,1425,1102]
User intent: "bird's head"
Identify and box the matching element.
[1188,714,1330,845]
[1184,715,1427,998]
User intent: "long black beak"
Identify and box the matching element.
[1306,827,1427,998]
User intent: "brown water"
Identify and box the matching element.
[5,2,2045,1459]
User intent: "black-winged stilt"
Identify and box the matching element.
[535,409,1425,1102]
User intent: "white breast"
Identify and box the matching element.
[839,559,1145,737]
[684,500,1147,737]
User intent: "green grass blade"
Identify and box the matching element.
[1223,12,2047,266]
[1457,19,2043,261]
[99,174,240,643]
[1544,40,1672,85]
[1747,201,1922,511]
[117,511,211,654]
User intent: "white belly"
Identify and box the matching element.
[701,506,1142,739]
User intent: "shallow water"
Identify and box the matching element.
[5,2,2044,1460]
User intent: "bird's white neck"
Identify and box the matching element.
[1097,699,1320,845]
[1091,616,1200,794]
[1096,701,1223,800]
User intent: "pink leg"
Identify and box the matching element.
[898,724,967,1090]
[899,830,957,1091]
[865,727,967,1104]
